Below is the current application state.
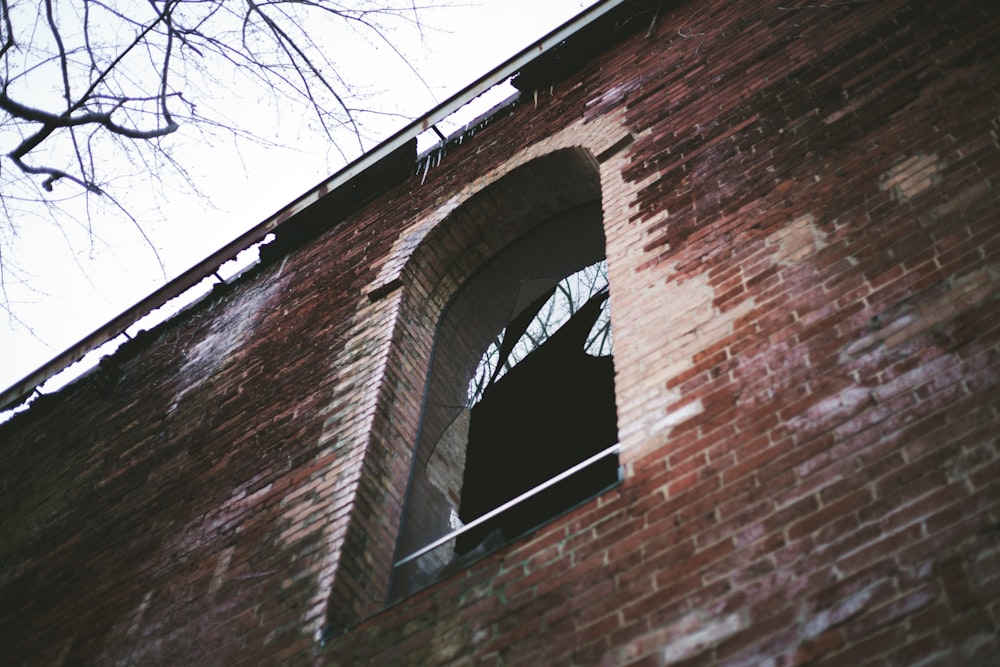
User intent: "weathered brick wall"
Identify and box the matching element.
[0,204,404,663]
[1,0,998,665]
[322,0,1000,664]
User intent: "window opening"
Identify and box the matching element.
[389,205,620,600]
[456,260,616,554]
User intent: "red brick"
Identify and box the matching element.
[2,0,998,665]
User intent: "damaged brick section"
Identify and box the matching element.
[1,0,999,665]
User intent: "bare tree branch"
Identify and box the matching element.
[1,0,436,197]
[0,0,440,323]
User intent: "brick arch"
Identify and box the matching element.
[316,135,642,634]
[312,115,640,637]
[389,146,609,590]
[400,147,603,311]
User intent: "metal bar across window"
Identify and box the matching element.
[394,443,622,568]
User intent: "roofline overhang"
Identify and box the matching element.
[0,0,634,412]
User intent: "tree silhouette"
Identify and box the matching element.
[0,1,430,194]
[0,0,434,320]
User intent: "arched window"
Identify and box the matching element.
[389,177,621,600]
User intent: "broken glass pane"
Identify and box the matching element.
[468,259,611,405]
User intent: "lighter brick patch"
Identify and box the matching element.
[841,265,1000,361]
[372,194,463,293]
[603,609,748,666]
[651,398,705,433]
[210,546,236,593]
[883,265,1000,348]
[614,266,756,456]
[172,482,275,556]
[125,591,154,638]
[879,153,942,203]
[802,587,873,638]
[586,77,642,110]
[371,109,634,293]
[661,613,746,663]
[170,279,284,412]
[427,408,469,507]
[932,179,991,218]
[767,213,826,265]
[787,386,874,456]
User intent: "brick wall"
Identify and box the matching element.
[1,0,998,665]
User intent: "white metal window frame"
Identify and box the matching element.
[394,442,622,568]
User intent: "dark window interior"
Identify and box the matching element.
[389,204,619,600]
[457,287,618,553]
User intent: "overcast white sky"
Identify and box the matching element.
[0,0,598,397]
